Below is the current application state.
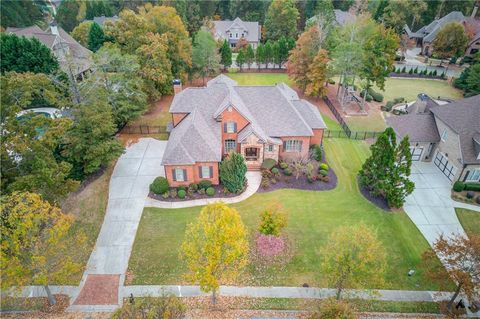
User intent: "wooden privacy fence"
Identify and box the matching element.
[121,125,169,135]
[324,129,382,140]
[322,96,352,138]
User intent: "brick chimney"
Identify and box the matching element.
[415,93,428,114]
[172,79,182,95]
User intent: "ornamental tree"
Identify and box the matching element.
[305,49,329,98]
[192,27,220,85]
[258,202,288,236]
[71,21,93,47]
[219,151,247,193]
[1,192,86,305]
[181,202,248,304]
[358,127,414,208]
[264,0,299,41]
[320,224,386,299]
[432,22,469,61]
[422,234,480,313]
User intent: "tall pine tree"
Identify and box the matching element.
[220,40,232,70]
[87,22,105,52]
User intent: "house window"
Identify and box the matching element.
[235,33,238,38]
[225,122,237,133]
[466,169,480,182]
[245,147,258,159]
[267,144,274,152]
[441,128,448,141]
[241,33,244,37]
[174,168,185,182]
[225,139,236,153]
[229,33,232,38]
[284,140,302,152]
[200,166,212,178]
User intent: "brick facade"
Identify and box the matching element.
[221,107,249,154]
[164,162,219,186]
[310,129,324,145]
[172,113,188,127]
[279,136,311,161]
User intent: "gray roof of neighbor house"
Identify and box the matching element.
[162,75,327,165]
[213,17,260,43]
[386,113,440,143]
[430,95,480,164]
[7,25,92,76]
[387,94,480,165]
[405,11,466,42]
[84,15,119,26]
[333,9,356,26]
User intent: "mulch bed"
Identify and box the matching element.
[258,161,337,193]
[148,183,246,202]
[358,178,391,212]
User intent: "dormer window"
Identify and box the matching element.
[235,33,238,38]
[441,128,448,141]
[229,33,232,38]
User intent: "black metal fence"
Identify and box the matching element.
[121,125,169,135]
[323,96,352,138]
[324,129,382,140]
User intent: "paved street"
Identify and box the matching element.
[404,161,479,246]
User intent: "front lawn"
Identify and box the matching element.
[128,138,442,290]
[455,208,480,237]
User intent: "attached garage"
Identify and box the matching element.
[409,146,424,161]
[433,151,458,182]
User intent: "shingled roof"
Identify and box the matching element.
[162,75,327,165]
[213,17,261,43]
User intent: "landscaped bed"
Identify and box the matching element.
[128,138,446,290]
[148,182,247,202]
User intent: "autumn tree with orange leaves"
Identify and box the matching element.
[305,49,329,98]
[422,234,480,313]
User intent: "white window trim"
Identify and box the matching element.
[201,166,211,179]
[225,139,236,153]
[285,140,301,152]
[226,122,235,133]
[466,169,480,182]
[267,144,274,152]
[441,128,448,142]
[175,168,184,182]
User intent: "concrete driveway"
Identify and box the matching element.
[71,138,167,309]
[404,161,468,246]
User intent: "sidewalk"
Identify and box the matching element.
[144,171,261,209]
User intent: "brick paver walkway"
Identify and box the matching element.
[73,275,119,305]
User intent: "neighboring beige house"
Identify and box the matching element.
[387,94,480,183]
[404,8,480,57]
[6,23,92,78]
[213,17,261,49]
[162,75,327,187]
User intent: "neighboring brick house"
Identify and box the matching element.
[162,75,327,187]
[213,17,261,49]
[387,94,480,183]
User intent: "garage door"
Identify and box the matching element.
[434,151,457,182]
[409,147,423,161]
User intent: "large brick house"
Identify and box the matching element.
[387,94,480,183]
[162,75,327,187]
[213,17,261,49]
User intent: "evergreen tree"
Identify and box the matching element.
[236,49,246,71]
[0,0,44,28]
[255,43,265,70]
[271,41,281,68]
[358,128,414,208]
[332,0,354,11]
[245,45,255,70]
[192,27,220,85]
[264,41,273,68]
[220,40,232,70]
[87,22,105,52]
[277,36,290,67]
[0,34,59,75]
[56,0,81,32]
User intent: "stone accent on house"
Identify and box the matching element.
[240,133,266,170]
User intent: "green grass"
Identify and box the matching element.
[128,139,442,290]
[374,78,463,102]
[345,113,386,132]
[227,70,293,86]
[455,208,480,237]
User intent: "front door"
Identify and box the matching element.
[245,147,258,161]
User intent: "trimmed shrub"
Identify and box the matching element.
[177,189,186,199]
[327,79,335,84]
[368,89,384,102]
[169,188,177,198]
[177,186,187,192]
[258,204,287,236]
[271,167,279,175]
[261,158,277,170]
[261,179,270,189]
[319,163,329,171]
[198,180,212,190]
[466,191,475,199]
[408,68,413,74]
[188,183,198,191]
[307,175,316,183]
[453,181,465,192]
[401,66,406,73]
[319,169,328,176]
[206,187,215,196]
[279,162,289,169]
[283,168,292,176]
[311,144,322,161]
[150,177,169,195]
[219,152,247,193]
[465,183,480,192]
[322,175,330,183]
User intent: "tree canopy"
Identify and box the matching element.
[264,0,299,41]
[87,22,105,52]
[181,202,249,304]
[192,27,221,84]
[432,22,469,60]
[0,34,59,75]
